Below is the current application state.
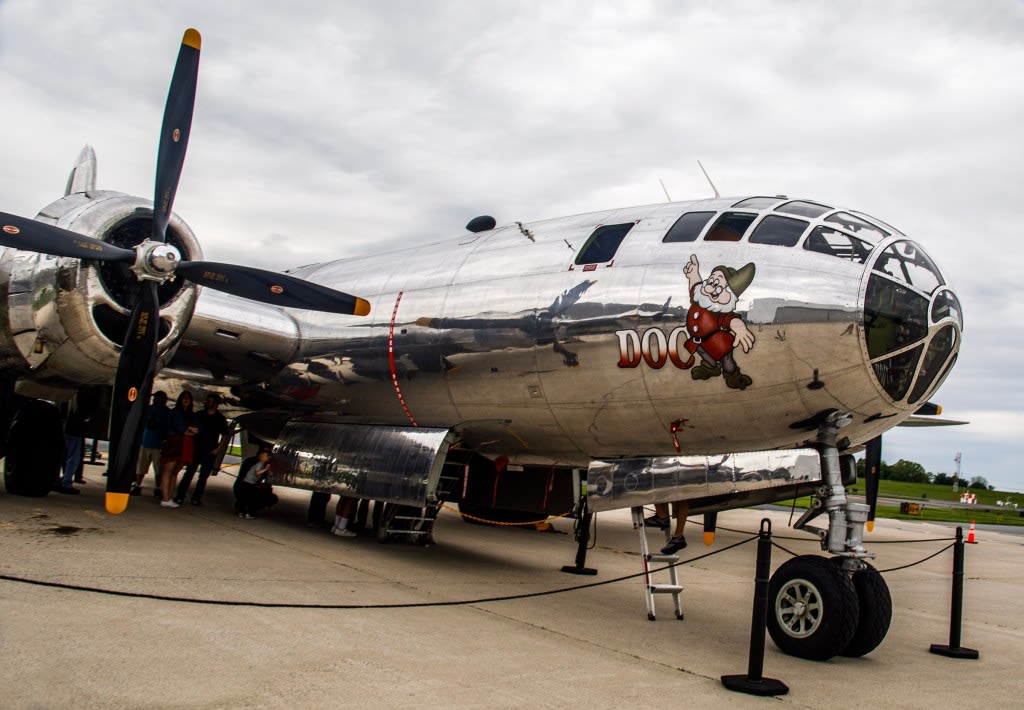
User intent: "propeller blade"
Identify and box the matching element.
[152,28,201,243]
[0,212,136,262]
[864,436,882,533]
[177,260,371,316]
[105,282,161,514]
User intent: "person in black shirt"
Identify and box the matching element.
[174,394,230,505]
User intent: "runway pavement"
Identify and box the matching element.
[2,462,1022,709]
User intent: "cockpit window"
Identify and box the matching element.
[575,222,635,265]
[872,345,923,401]
[776,200,832,218]
[872,240,944,293]
[931,289,963,329]
[907,326,958,405]
[704,212,757,242]
[748,215,808,246]
[825,212,890,241]
[732,197,781,209]
[864,274,929,359]
[803,226,872,263]
[663,211,714,243]
[852,210,903,236]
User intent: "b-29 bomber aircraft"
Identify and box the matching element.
[0,29,963,662]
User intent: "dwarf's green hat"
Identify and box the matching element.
[712,262,756,297]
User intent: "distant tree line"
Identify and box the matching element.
[856,458,991,490]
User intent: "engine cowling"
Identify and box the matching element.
[0,189,201,398]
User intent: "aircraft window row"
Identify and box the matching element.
[656,202,895,267]
[748,215,808,247]
[872,240,944,293]
[803,226,872,263]
[775,200,832,218]
[575,222,635,265]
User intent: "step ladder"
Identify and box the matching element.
[631,506,684,620]
[376,503,440,545]
[376,461,465,545]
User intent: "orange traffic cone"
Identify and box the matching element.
[966,520,977,544]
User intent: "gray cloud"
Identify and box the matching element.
[1,0,1021,488]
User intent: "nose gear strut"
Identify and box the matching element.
[792,411,874,572]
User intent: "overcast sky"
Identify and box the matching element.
[1,1,1021,491]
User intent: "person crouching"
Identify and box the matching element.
[233,448,278,519]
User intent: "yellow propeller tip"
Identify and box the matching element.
[866,520,875,533]
[105,492,130,515]
[183,28,202,50]
[354,298,371,317]
[703,531,716,546]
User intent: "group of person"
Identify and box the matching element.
[135,390,231,509]
[124,390,692,543]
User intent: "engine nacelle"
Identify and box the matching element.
[0,189,201,399]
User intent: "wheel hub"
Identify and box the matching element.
[776,577,823,638]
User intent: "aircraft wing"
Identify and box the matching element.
[897,416,970,427]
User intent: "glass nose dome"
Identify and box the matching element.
[863,240,962,405]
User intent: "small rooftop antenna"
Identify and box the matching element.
[659,179,672,202]
[697,160,720,198]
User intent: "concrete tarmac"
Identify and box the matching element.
[2,462,1022,709]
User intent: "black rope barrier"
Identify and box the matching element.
[0,535,758,609]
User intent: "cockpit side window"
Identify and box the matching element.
[704,212,757,242]
[663,211,714,243]
[826,212,890,241]
[748,215,808,246]
[872,240,944,292]
[732,197,781,209]
[803,226,872,263]
[574,222,635,265]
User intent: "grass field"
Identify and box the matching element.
[846,478,1023,527]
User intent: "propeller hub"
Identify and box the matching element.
[131,240,182,283]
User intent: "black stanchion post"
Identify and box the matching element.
[721,518,788,696]
[561,494,597,576]
[930,526,979,659]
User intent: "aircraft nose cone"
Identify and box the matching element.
[862,239,962,406]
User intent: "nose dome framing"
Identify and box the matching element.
[862,240,962,406]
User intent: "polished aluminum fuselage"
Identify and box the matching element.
[175,196,957,466]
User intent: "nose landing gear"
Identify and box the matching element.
[768,412,893,660]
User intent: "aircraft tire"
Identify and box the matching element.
[767,555,859,661]
[834,559,892,657]
[3,399,64,497]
